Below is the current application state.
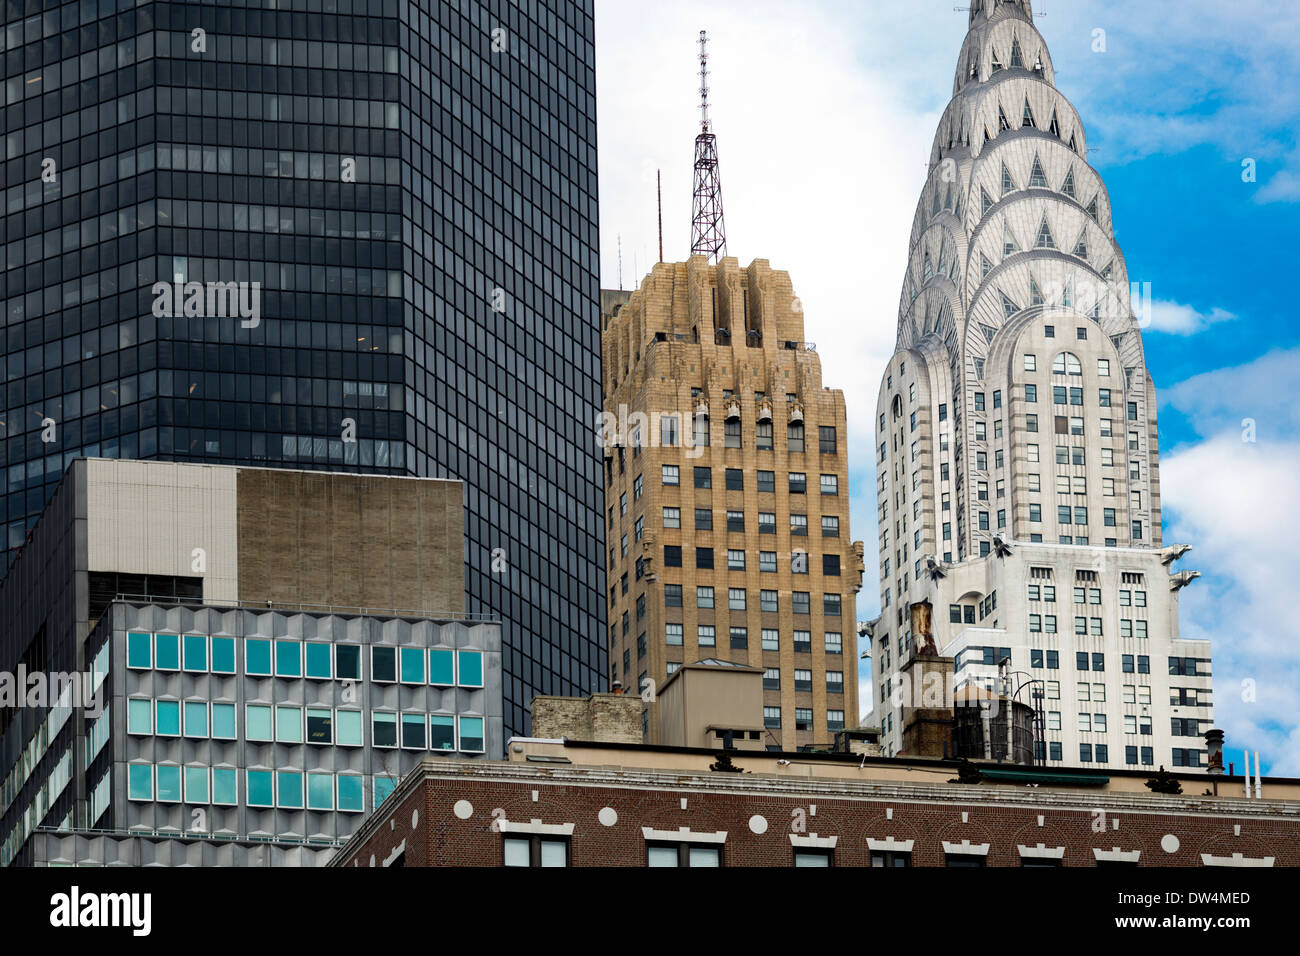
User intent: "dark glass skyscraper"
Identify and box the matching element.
[0,0,605,734]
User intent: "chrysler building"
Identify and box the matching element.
[871,0,1212,769]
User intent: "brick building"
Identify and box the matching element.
[329,739,1295,867]
[600,257,865,749]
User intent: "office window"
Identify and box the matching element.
[371,646,397,683]
[789,472,807,494]
[761,590,778,612]
[128,633,152,669]
[697,586,715,609]
[665,584,683,608]
[795,708,813,730]
[822,516,840,537]
[729,588,747,610]
[762,629,780,651]
[459,717,486,753]
[697,547,714,569]
[820,474,839,495]
[730,627,748,649]
[663,507,681,529]
[155,635,180,671]
[373,712,398,749]
[727,511,745,533]
[819,427,838,453]
[725,469,744,490]
[793,630,812,653]
[662,465,680,486]
[694,509,713,531]
[824,594,842,616]
[430,715,456,751]
[695,467,712,488]
[757,470,776,493]
[184,701,208,738]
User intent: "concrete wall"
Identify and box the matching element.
[531,694,642,744]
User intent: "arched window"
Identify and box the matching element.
[1052,352,1082,376]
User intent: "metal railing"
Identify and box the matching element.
[109,594,498,623]
[35,825,346,848]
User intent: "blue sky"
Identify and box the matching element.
[595,0,1300,772]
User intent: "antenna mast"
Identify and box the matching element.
[690,30,727,264]
[657,170,664,263]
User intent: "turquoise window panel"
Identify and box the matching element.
[212,768,238,805]
[430,714,455,750]
[401,713,426,749]
[127,698,151,734]
[429,648,455,685]
[337,775,364,812]
[183,635,208,672]
[459,716,485,753]
[156,765,182,802]
[184,767,209,803]
[373,775,397,809]
[128,764,153,800]
[306,708,332,745]
[275,640,302,678]
[246,705,273,741]
[212,703,236,739]
[247,770,273,807]
[155,700,181,736]
[276,771,304,809]
[304,643,332,679]
[399,646,426,684]
[155,634,180,670]
[307,772,334,810]
[184,701,208,737]
[127,632,152,669]
[335,644,361,680]
[276,706,303,743]
[457,650,484,687]
[211,636,236,673]
[246,639,272,676]
[373,712,397,748]
[336,710,362,746]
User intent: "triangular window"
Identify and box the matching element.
[981,252,993,279]
[1069,131,1079,153]
[954,193,964,220]
[1002,221,1020,257]
[1001,162,1015,195]
[937,243,948,275]
[981,323,997,344]
[1061,167,1077,199]
[1034,214,1056,249]
[1001,292,1020,318]
[1073,230,1088,259]
[1048,110,1061,138]
[1086,195,1099,220]
[923,250,934,279]
[998,105,1011,131]
[1029,154,1048,188]
[981,187,994,215]
[1033,51,1045,74]
[1010,37,1024,69]
[1101,260,1114,280]
[991,48,1003,73]
[1030,277,1044,306]
[1062,278,1073,308]
[1022,98,1036,129]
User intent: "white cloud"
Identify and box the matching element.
[1161,347,1300,437]
[1143,299,1237,336]
[1162,433,1300,775]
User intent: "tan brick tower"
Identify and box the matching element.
[600,256,864,750]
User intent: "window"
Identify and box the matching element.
[666,623,684,646]
[761,590,778,612]
[726,511,745,533]
[825,632,843,654]
[662,464,680,486]
[696,547,714,569]
[371,646,397,683]
[725,468,744,491]
[729,588,747,611]
[793,630,812,653]
[789,472,807,494]
[647,843,721,867]
[795,708,813,730]
[663,507,681,529]
[372,712,398,748]
[730,627,749,649]
[822,515,840,537]
[694,509,713,531]
[400,646,426,684]
[762,629,780,651]
[760,551,777,573]
[725,419,742,448]
[795,850,834,867]
[695,467,712,488]
[698,625,716,647]
[764,706,782,729]
[505,836,571,868]
[824,593,842,616]
[793,592,811,615]
[1024,354,1037,372]
[819,426,837,454]
[820,474,839,495]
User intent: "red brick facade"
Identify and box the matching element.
[331,761,1296,867]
